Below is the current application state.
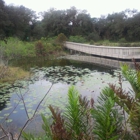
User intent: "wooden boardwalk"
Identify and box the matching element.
[65,42,140,61]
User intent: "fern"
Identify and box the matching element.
[109,84,133,113]
[41,114,53,140]
[22,131,51,140]
[121,64,140,100]
[91,87,123,140]
[47,106,69,140]
[64,86,92,139]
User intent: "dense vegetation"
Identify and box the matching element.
[0,35,66,61]
[0,0,140,42]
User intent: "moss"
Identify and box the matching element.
[0,66,29,83]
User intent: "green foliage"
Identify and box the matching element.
[92,40,140,47]
[22,131,51,140]
[0,37,64,59]
[121,64,140,99]
[64,86,92,139]
[91,87,123,140]
[121,63,140,136]
[69,36,87,43]
[0,37,36,58]
[65,86,81,135]
[87,32,100,42]
[108,62,140,139]
[89,40,95,45]
[1,1,140,42]
[119,38,127,43]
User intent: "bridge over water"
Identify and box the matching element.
[63,42,140,68]
[65,42,140,61]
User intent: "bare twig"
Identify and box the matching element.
[0,124,8,137]
[17,83,53,140]
[19,88,30,119]
[0,125,14,140]
[0,135,7,139]
[1,88,29,125]
[0,87,29,140]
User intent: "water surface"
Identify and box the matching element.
[0,57,130,134]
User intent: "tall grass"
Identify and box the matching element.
[0,66,29,83]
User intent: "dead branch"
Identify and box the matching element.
[19,89,30,119]
[17,83,53,140]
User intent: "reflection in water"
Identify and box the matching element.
[0,98,7,111]
[61,55,139,69]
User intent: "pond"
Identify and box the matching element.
[0,56,131,135]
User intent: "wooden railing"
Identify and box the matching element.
[65,42,140,60]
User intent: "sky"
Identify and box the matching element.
[4,0,140,18]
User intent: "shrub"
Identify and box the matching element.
[35,41,46,57]
[69,35,87,43]
[0,37,36,58]
[55,33,67,46]
[87,32,100,42]
[89,40,94,45]
[119,38,127,43]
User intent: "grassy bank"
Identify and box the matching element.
[0,66,29,83]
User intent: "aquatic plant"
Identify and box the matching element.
[22,62,140,140]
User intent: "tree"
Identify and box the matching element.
[6,5,37,40]
[75,13,93,36]
[42,9,69,37]
[0,0,10,39]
